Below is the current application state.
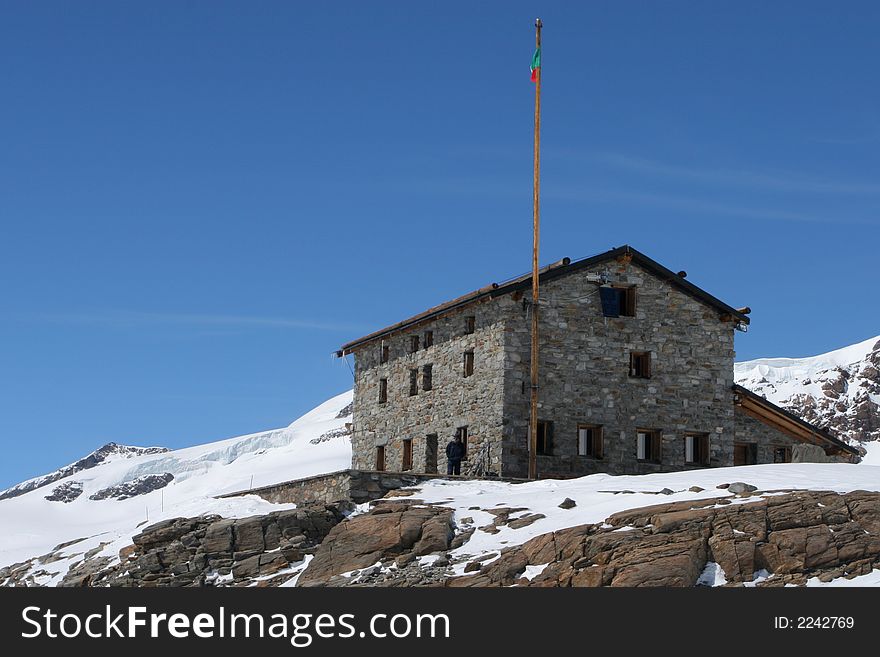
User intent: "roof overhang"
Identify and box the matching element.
[733,384,858,456]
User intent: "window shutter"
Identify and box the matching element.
[578,428,587,456]
[595,429,603,459]
[653,433,662,462]
[637,433,646,460]
[686,436,694,463]
[546,422,554,454]
[599,287,620,317]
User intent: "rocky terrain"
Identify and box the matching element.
[5,481,879,588]
[736,335,880,449]
[1,502,351,587]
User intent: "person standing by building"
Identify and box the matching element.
[445,433,465,476]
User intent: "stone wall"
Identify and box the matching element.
[219,470,511,506]
[501,259,738,477]
[219,470,353,505]
[349,299,508,477]
[733,407,843,463]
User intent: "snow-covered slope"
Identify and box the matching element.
[735,335,880,446]
[0,390,353,574]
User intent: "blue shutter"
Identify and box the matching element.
[600,287,620,317]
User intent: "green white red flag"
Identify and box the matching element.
[530,47,541,82]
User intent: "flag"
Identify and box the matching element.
[530,47,541,82]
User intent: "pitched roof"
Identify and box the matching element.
[733,384,859,456]
[338,244,750,356]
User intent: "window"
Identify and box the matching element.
[409,369,418,396]
[375,445,386,471]
[464,316,475,335]
[409,335,420,354]
[378,378,388,404]
[630,352,651,378]
[734,442,757,466]
[577,424,603,458]
[422,364,433,391]
[536,420,553,455]
[773,446,792,463]
[402,439,413,471]
[599,286,636,318]
[456,426,469,459]
[463,351,474,377]
[685,433,710,466]
[380,344,389,364]
[637,429,662,463]
[423,330,434,348]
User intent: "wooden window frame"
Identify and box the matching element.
[375,445,386,472]
[616,286,636,317]
[409,368,418,396]
[380,344,389,364]
[464,316,476,335]
[684,432,710,466]
[422,364,433,391]
[409,335,420,354]
[378,378,388,404]
[577,424,603,459]
[456,426,469,459]
[536,420,553,456]
[773,445,792,464]
[636,429,662,464]
[463,350,475,377]
[630,351,652,378]
[423,330,434,349]
[401,439,413,471]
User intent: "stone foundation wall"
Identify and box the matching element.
[219,470,513,506]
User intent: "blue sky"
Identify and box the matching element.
[1,1,878,487]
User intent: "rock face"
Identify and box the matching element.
[297,503,455,587]
[53,502,351,587]
[88,473,175,501]
[449,490,880,587]
[736,337,880,448]
[0,443,169,501]
[44,481,84,503]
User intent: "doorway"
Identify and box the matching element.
[425,434,438,473]
[733,442,757,466]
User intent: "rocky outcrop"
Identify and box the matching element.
[44,481,83,503]
[88,473,175,501]
[297,502,455,587]
[0,443,169,501]
[53,502,351,587]
[449,490,880,587]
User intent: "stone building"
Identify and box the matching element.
[337,245,857,479]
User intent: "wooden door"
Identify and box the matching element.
[425,434,438,473]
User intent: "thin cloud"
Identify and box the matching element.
[545,184,877,226]
[20,310,364,333]
[585,152,880,195]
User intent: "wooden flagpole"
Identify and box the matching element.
[529,18,542,480]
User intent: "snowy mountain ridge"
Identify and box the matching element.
[0,442,169,501]
[735,334,880,446]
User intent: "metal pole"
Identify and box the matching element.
[529,18,542,480]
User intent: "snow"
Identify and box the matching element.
[0,390,353,576]
[412,463,880,564]
[806,570,880,587]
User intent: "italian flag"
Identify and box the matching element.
[530,47,541,82]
